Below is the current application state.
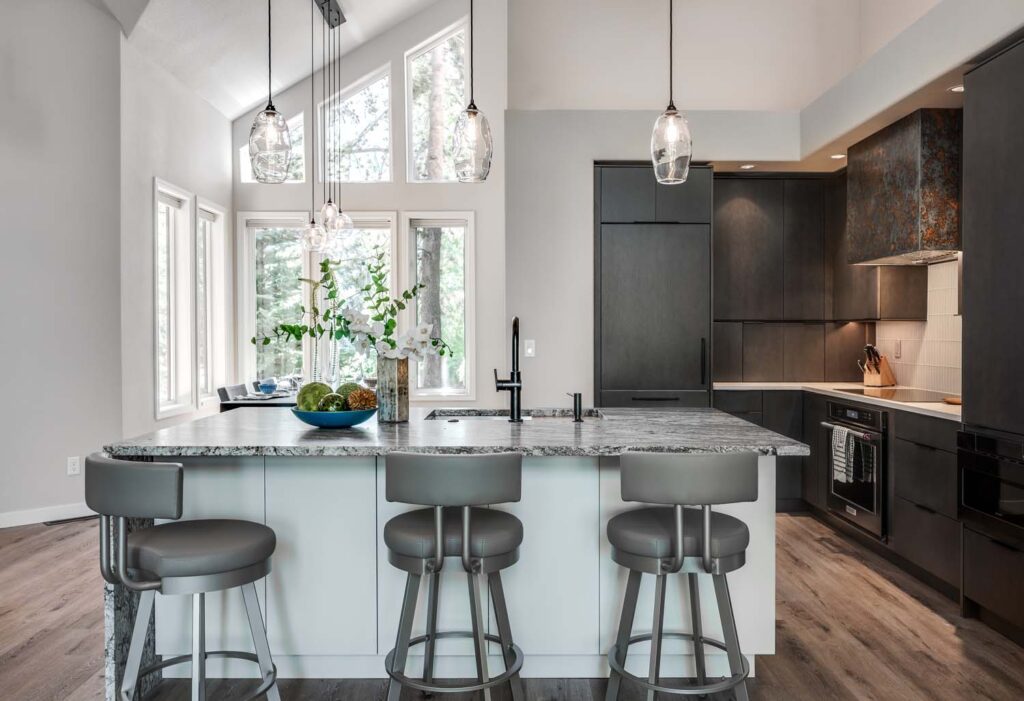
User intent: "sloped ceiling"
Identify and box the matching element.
[99,0,152,35]
[128,0,439,119]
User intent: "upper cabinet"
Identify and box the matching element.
[598,165,712,223]
[714,177,826,321]
[713,178,785,320]
[962,39,1024,434]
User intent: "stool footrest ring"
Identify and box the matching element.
[607,631,749,696]
[385,630,524,694]
[132,650,277,701]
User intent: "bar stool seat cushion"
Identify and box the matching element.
[607,507,749,560]
[384,507,523,560]
[127,519,276,578]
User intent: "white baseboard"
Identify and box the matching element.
[0,502,95,529]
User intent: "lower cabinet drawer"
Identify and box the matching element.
[891,497,960,585]
[964,528,1024,629]
[894,439,958,518]
[600,390,709,407]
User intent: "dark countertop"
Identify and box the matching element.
[104,407,810,459]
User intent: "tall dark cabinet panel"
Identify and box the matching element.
[783,180,825,319]
[962,40,1024,434]
[595,165,713,407]
[713,179,785,320]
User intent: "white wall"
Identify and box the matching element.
[858,0,939,61]
[0,0,123,525]
[232,0,508,408]
[120,38,234,439]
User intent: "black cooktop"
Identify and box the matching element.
[834,387,955,403]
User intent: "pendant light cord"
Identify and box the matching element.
[267,0,273,108]
[310,0,316,218]
[468,0,475,107]
[321,10,326,206]
[668,0,675,110]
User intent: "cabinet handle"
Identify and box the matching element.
[700,337,707,386]
[634,397,681,402]
[913,503,937,515]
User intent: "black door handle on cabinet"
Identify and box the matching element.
[634,397,681,402]
[989,537,1022,553]
[700,337,707,386]
[913,503,937,515]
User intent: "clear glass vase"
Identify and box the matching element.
[376,356,409,423]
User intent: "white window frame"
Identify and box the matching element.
[404,19,469,184]
[320,65,393,184]
[194,199,227,406]
[153,178,196,420]
[239,112,306,184]
[400,211,476,400]
[236,211,314,384]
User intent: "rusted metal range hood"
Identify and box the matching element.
[847,108,962,265]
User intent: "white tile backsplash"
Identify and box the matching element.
[875,260,962,395]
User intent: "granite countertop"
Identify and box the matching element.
[713,382,962,421]
[104,407,809,459]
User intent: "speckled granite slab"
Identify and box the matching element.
[104,407,809,458]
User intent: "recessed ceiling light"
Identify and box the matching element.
[949,84,965,93]
[740,164,756,170]
[830,153,846,160]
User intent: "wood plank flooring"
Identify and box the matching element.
[2,514,1022,700]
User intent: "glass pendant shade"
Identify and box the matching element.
[320,200,340,228]
[249,106,292,184]
[301,219,330,253]
[453,106,493,183]
[334,209,353,231]
[651,107,692,185]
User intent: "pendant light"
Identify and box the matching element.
[302,0,328,252]
[320,17,352,232]
[453,0,493,182]
[249,0,292,184]
[651,0,692,185]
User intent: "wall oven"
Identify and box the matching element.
[822,401,887,538]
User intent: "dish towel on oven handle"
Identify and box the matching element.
[832,425,853,484]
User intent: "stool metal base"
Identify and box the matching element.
[607,631,750,696]
[131,651,278,701]
[385,630,525,694]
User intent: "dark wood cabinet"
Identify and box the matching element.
[801,392,828,510]
[764,390,804,504]
[891,496,960,586]
[656,168,713,223]
[713,179,785,320]
[594,164,714,408]
[962,40,1024,434]
[713,322,743,382]
[964,528,1024,631]
[783,180,825,319]
[599,166,656,223]
[893,439,958,519]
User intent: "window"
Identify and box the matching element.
[323,68,391,183]
[195,203,226,402]
[327,215,397,381]
[406,23,467,182]
[154,180,195,418]
[239,112,305,183]
[404,213,475,398]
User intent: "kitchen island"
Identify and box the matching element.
[101,407,807,699]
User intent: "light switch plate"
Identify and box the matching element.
[67,456,81,476]
[524,339,536,357]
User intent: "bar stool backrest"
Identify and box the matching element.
[85,452,183,519]
[385,452,522,507]
[620,451,758,506]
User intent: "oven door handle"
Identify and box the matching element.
[820,421,882,442]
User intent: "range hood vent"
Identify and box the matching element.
[847,108,962,265]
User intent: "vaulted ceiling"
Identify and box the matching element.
[125,0,440,119]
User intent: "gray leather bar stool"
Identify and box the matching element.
[85,453,281,701]
[383,452,526,701]
[605,451,758,701]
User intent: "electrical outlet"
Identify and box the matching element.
[67,456,81,476]
[895,340,902,359]
[524,339,536,357]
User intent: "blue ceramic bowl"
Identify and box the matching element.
[291,407,377,428]
[258,382,278,395]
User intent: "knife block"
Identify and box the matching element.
[864,355,897,387]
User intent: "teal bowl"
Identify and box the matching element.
[291,408,377,428]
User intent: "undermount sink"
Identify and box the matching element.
[425,409,604,421]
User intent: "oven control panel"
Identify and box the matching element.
[827,402,884,431]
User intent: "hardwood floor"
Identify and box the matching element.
[2,514,1022,700]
